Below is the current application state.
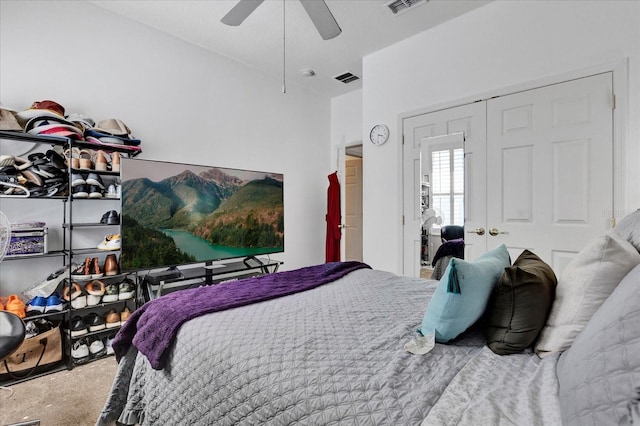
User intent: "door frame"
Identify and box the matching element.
[399,59,629,275]
[338,140,364,261]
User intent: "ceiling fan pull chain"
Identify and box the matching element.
[282,0,286,94]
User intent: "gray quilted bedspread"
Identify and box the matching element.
[96,269,488,425]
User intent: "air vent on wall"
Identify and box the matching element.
[386,0,427,15]
[334,72,360,84]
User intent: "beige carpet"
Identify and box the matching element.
[0,357,118,426]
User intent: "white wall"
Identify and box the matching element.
[359,0,640,274]
[0,1,331,294]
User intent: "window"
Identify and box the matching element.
[431,148,464,226]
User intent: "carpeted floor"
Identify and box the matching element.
[0,357,118,426]
[420,267,433,280]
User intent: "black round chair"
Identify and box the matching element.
[440,225,464,242]
[0,311,26,398]
[0,311,25,361]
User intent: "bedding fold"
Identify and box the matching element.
[113,261,370,369]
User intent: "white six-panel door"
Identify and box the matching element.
[402,72,614,277]
[403,102,487,276]
[486,72,614,271]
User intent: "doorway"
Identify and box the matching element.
[343,145,363,261]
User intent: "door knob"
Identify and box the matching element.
[489,227,508,236]
[467,227,485,236]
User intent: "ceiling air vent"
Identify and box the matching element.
[334,72,360,84]
[386,0,427,15]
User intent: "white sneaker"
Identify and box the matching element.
[72,340,89,362]
[97,234,121,251]
[106,334,116,355]
[89,338,106,358]
[70,295,87,309]
[105,184,117,198]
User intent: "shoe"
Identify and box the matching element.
[6,295,26,318]
[44,293,64,313]
[70,294,87,309]
[62,281,82,301]
[90,257,104,279]
[120,305,132,323]
[97,234,121,251]
[102,283,119,303]
[85,312,106,332]
[88,185,103,198]
[71,173,86,187]
[71,260,91,280]
[71,339,90,363]
[118,279,135,300]
[94,150,108,172]
[116,184,121,198]
[89,338,106,358]
[86,173,105,189]
[70,316,88,337]
[85,280,105,306]
[64,148,80,169]
[106,333,116,355]
[78,149,93,170]
[100,210,120,225]
[24,320,39,339]
[103,254,119,276]
[105,309,121,328]
[105,184,117,198]
[112,152,120,172]
[72,184,89,198]
[26,296,47,315]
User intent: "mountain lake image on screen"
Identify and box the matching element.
[119,158,284,271]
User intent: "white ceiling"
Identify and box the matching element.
[89,0,491,98]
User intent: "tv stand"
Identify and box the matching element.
[142,257,282,301]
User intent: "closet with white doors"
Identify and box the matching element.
[403,72,615,277]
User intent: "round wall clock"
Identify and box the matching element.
[369,124,390,146]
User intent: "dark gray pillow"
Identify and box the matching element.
[557,263,640,426]
[484,250,557,355]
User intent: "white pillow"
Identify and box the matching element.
[535,230,640,355]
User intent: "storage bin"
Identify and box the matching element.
[7,225,48,257]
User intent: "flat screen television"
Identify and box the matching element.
[119,158,284,272]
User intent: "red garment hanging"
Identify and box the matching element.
[325,172,341,262]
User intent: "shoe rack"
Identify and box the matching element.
[63,134,142,368]
[0,130,143,380]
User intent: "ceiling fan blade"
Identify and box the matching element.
[221,0,265,26]
[299,0,342,40]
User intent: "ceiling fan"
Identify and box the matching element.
[221,0,342,40]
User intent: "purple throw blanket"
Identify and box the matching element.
[113,261,370,369]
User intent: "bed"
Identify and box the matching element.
[97,211,640,426]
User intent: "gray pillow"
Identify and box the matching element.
[556,263,640,426]
[615,208,640,252]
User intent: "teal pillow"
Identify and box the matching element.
[421,244,511,343]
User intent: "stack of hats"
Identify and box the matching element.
[0,105,22,131]
[1,99,142,148]
[16,100,84,140]
[85,118,141,146]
